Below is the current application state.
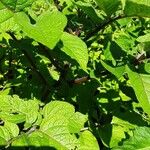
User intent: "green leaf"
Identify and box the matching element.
[124,0,150,17]
[19,100,39,127]
[99,124,126,148]
[12,131,68,149]
[79,130,99,150]
[145,63,150,73]
[0,126,11,142]
[0,95,39,125]
[0,0,35,30]
[113,32,134,52]
[126,66,150,116]
[113,127,150,150]
[0,0,36,12]
[39,118,78,149]
[4,121,19,138]
[137,34,150,43]
[60,32,88,71]
[0,136,7,145]
[94,0,121,16]
[0,2,13,23]
[0,17,18,32]
[75,1,102,23]
[11,133,30,146]
[42,101,75,119]
[5,99,96,149]
[13,131,67,149]
[68,112,87,133]
[15,10,67,49]
[28,131,67,149]
[41,101,79,149]
[101,61,125,79]
[0,112,26,124]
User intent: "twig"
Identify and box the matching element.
[84,14,125,41]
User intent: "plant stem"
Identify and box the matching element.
[84,14,125,41]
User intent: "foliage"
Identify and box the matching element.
[0,0,150,149]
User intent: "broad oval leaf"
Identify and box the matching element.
[15,10,67,49]
[60,32,88,71]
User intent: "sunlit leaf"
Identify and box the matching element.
[60,32,88,71]
[15,10,67,49]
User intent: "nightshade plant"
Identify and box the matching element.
[0,0,150,149]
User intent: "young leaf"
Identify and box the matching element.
[60,32,88,71]
[15,10,67,49]
[126,65,150,116]
[113,127,150,150]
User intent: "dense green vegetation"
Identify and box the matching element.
[0,0,150,149]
